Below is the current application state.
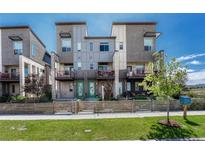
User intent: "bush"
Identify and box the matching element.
[11,95,26,102]
[134,95,148,100]
[0,96,10,103]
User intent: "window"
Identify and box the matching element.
[77,42,81,51]
[11,68,17,75]
[90,63,94,70]
[144,37,153,51]
[12,85,15,93]
[89,42,93,51]
[119,42,123,50]
[127,82,131,91]
[32,44,37,57]
[24,67,29,77]
[77,62,82,70]
[13,41,23,55]
[100,42,109,52]
[61,38,71,52]
[127,66,132,72]
[135,65,145,74]
[98,65,109,71]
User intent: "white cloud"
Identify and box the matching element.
[177,53,205,62]
[187,69,195,73]
[187,60,202,65]
[187,69,205,85]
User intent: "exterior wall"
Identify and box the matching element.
[19,55,45,96]
[9,83,20,96]
[76,38,115,70]
[1,28,30,66]
[126,25,156,62]
[113,51,120,98]
[111,25,127,70]
[56,25,75,63]
[29,31,47,65]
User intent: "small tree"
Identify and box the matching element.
[142,57,187,126]
[24,74,46,102]
[102,81,113,100]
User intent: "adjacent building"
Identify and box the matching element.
[0,26,51,97]
[51,22,162,100]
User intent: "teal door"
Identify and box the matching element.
[77,81,84,98]
[88,81,96,97]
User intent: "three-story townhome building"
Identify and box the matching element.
[111,22,161,98]
[52,21,162,100]
[52,22,116,100]
[0,26,51,97]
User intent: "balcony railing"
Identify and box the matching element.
[0,72,20,82]
[97,70,115,80]
[127,70,147,79]
[55,71,75,80]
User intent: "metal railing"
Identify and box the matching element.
[0,72,20,81]
[96,70,115,79]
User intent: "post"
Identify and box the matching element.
[183,105,188,119]
[102,85,104,101]
[167,99,170,123]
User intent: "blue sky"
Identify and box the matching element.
[0,13,205,85]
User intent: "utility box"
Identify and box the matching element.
[180,96,192,105]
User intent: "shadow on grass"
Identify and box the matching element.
[184,119,200,126]
[146,123,197,140]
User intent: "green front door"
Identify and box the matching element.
[77,81,84,98]
[88,81,96,97]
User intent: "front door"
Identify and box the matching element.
[88,81,96,97]
[61,82,74,98]
[77,81,84,98]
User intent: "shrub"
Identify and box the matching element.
[11,95,26,102]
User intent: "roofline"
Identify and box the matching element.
[112,22,157,25]
[0,26,46,48]
[84,36,116,39]
[55,22,86,25]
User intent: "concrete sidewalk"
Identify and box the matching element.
[0,110,205,120]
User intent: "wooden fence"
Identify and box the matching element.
[0,98,204,114]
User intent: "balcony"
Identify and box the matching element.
[55,71,75,81]
[0,72,20,82]
[127,70,147,79]
[96,70,115,80]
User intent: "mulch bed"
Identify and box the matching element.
[158,119,181,128]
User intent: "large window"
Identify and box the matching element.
[144,37,153,51]
[32,44,37,57]
[100,42,109,52]
[61,38,71,52]
[13,41,23,55]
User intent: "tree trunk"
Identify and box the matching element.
[166,99,170,123]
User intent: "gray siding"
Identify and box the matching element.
[56,25,74,63]
[126,25,156,62]
[1,28,30,65]
[29,31,47,65]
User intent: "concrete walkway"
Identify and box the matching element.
[0,110,205,120]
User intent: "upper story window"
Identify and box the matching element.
[61,38,71,52]
[60,32,72,52]
[90,63,94,70]
[100,42,109,52]
[144,37,154,51]
[119,42,123,50]
[77,42,81,51]
[135,65,145,74]
[77,62,82,70]
[32,44,37,57]
[90,42,93,51]
[13,41,23,55]
[98,65,109,71]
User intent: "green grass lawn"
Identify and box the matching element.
[0,115,205,140]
